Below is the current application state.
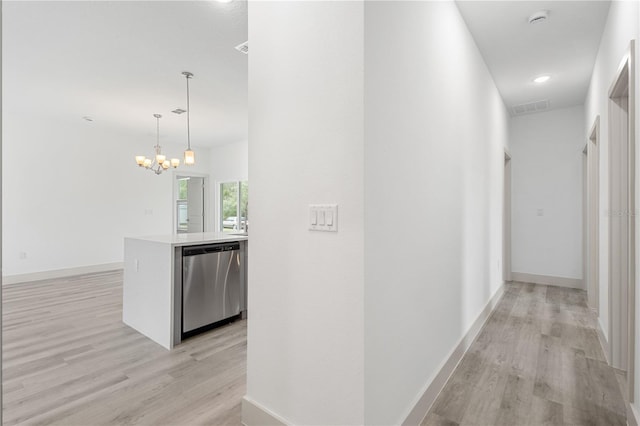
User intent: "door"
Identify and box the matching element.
[187,177,204,233]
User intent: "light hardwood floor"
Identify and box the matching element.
[422,282,627,426]
[3,274,628,426]
[2,270,246,426]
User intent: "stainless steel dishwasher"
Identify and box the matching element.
[182,242,242,338]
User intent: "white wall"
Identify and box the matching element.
[364,2,509,424]
[208,140,248,230]
[209,140,248,183]
[246,2,365,425]
[2,112,212,278]
[510,106,585,282]
[584,0,640,414]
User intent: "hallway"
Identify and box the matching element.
[423,282,626,426]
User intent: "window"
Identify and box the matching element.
[220,181,248,233]
[176,178,189,233]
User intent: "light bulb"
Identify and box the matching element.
[143,158,152,168]
[162,160,170,169]
[171,158,180,168]
[156,154,166,164]
[135,156,146,166]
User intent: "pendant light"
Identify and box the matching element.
[135,114,180,175]
[182,71,196,165]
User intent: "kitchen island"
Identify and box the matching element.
[123,232,248,349]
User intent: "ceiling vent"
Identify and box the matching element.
[511,99,549,116]
[528,10,549,24]
[172,108,186,115]
[235,41,248,55]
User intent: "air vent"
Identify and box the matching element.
[172,108,186,115]
[511,99,549,116]
[235,41,248,55]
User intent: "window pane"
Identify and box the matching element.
[221,182,239,233]
[240,181,248,231]
[178,179,188,200]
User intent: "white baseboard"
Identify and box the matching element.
[2,262,124,285]
[628,402,640,426]
[510,272,584,290]
[401,283,506,426]
[242,397,289,426]
[596,318,610,364]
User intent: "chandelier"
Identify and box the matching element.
[135,114,180,175]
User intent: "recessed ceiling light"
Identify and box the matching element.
[534,75,551,84]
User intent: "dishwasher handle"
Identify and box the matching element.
[183,242,240,256]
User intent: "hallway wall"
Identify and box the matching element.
[510,105,585,284]
[364,2,509,424]
[583,0,640,415]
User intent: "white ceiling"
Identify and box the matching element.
[456,1,611,114]
[3,0,248,148]
[4,0,611,140]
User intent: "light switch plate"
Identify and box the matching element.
[309,204,338,232]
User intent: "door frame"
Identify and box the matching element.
[585,116,600,313]
[608,40,636,402]
[172,171,211,233]
[504,149,512,282]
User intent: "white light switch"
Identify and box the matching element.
[309,204,338,232]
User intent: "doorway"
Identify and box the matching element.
[175,175,207,234]
[504,150,512,282]
[608,40,635,401]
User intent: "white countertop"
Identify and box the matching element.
[125,232,248,247]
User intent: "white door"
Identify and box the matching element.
[187,177,204,233]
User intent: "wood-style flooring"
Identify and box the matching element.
[2,274,628,426]
[422,282,627,426]
[2,270,246,426]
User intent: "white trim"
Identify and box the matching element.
[586,115,600,314]
[402,283,505,426]
[607,39,636,401]
[241,396,290,426]
[510,272,584,289]
[504,151,512,282]
[2,262,124,285]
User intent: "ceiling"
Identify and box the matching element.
[456,1,611,115]
[4,0,611,139]
[3,0,248,148]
